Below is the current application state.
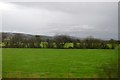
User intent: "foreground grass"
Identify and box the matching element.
[2,48,118,78]
[0,48,2,78]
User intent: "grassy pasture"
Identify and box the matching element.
[2,48,118,78]
[0,48,2,78]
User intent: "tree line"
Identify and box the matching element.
[1,33,119,49]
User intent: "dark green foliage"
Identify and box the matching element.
[54,35,72,49]
[1,33,118,49]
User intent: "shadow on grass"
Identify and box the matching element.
[95,46,118,79]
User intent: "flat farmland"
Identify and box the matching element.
[2,48,118,78]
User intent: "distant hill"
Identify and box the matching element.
[1,32,80,41]
[1,32,53,41]
[1,32,119,49]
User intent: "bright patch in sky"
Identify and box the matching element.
[0,2,17,11]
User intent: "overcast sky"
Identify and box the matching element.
[1,2,118,40]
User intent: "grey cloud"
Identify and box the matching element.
[2,2,118,40]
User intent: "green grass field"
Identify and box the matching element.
[0,48,2,78]
[2,48,118,78]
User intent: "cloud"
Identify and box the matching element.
[2,3,71,34]
[2,2,118,40]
